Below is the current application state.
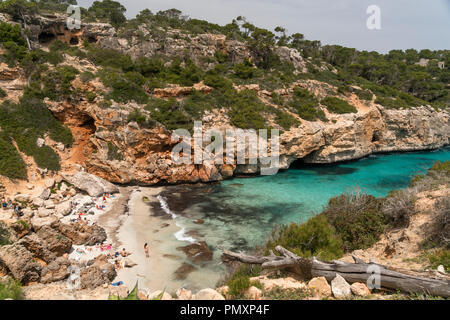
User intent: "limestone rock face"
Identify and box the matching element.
[80,266,110,290]
[331,274,352,299]
[18,233,56,263]
[40,257,71,284]
[245,286,263,300]
[55,201,72,216]
[350,282,371,297]
[62,171,119,197]
[193,288,225,300]
[30,216,58,232]
[0,244,42,284]
[87,255,117,284]
[54,222,107,246]
[307,277,332,297]
[36,226,72,256]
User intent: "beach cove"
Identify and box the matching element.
[104,148,450,294]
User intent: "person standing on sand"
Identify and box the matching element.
[144,243,149,258]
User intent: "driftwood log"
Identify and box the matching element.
[222,246,450,298]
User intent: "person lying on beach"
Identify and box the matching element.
[120,248,132,257]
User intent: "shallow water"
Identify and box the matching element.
[149,148,450,290]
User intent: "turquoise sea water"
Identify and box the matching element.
[150,148,450,290]
[157,148,450,254]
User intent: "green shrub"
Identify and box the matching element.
[146,97,191,131]
[0,22,27,65]
[429,160,450,174]
[225,264,262,299]
[86,91,97,102]
[26,65,79,101]
[98,68,149,104]
[0,97,73,175]
[354,89,373,100]
[0,132,27,180]
[233,59,255,79]
[274,110,300,130]
[321,96,357,114]
[264,287,313,300]
[0,278,23,300]
[127,109,148,126]
[374,96,408,109]
[80,71,96,83]
[382,188,417,228]
[107,142,123,161]
[288,88,327,121]
[265,215,344,261]
[228,90,268,129]
[0,87,6,98]
[426,249,450,272]
[0,221,11,245]
[323,193,386,252]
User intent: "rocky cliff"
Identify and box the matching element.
[0,13,448,186]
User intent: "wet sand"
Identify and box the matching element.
[114,187,187,294]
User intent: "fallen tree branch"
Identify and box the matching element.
[222,246,450,298]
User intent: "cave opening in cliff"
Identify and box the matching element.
[372,131,380,143]
[289,158,308,170]
[70,37,79,45]
[38,32,56,44]
[81,117,96,135]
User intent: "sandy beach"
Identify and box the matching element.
[109,186,224,294]
[114,187,184,294]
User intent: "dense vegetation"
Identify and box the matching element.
[0,278,23,300]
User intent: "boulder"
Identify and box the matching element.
[18,233,56,263]
[176,288,193,300]
[14,194,30,203]
[44,178,55,189]
[36,138,45,148]
[437,265,446,274]
[10,221,30,239]
[307,277,332,297]
[80,266,111,290]
[88,254,116,282]
[44,200,55,209]
[176,241,213,263]
[0,244,42,284]
[331,274,352,299]
[193,288,225,300]
[55,222,107,245]
[30,216,58,231]
[32,197,44,207]
[40,257,71,284]
[37,207,54,217]
[245,286,262,300]
[350,282,371,297]
[251,276,306,291]
[36,226,72,256]
[55,201,72,216]
[62,172,119,197]
[39,189,51,200]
